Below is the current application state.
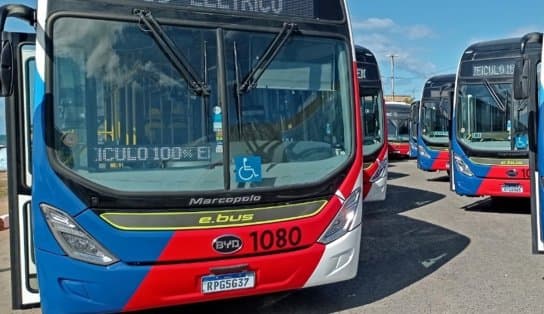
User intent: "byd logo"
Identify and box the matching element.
[213,235,243,254]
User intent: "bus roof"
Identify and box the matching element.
[355,45,381,92]
[422,74,455,98]
[355,45,378,64]
[462,37,542,61]
[386,101,411,113]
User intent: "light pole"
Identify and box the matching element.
[387,54,398,99]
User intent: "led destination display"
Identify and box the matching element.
[142,0,315,17]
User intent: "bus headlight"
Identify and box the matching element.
[369,159,388,183]
[41,204,119,266]
[319,189,362,244]
[418,145,431,159]
[453,154,474,177]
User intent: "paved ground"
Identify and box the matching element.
[2,159,544,313]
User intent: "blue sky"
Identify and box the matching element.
[0,0,543,134]
[347,0,544,98]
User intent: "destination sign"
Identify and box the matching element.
[142,0,315,18]
[94,146,211,163]
[357,63,379,81]
[460,59,516,78]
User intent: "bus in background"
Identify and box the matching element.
[386,101,411,158]
[451,37,541,198]
[409,100,420,158]
[356,46,388,202]
[418,74,455,173]
[1,1,364,313]
[512,32,543,253]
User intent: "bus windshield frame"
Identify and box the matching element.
[456,75,529,154]
[45,12,356,196]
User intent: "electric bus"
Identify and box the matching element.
[409,100,420,158]
[451,37,541,198]
[386,101,411,158]
[512,32,543,252]
[418,74,455,173]
[1,1,364,313]
[356,46,388,202]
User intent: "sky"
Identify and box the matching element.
[0,0,543,134]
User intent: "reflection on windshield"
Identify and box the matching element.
[388,118,410,142]
[52,18,353,192]
[421,100,449,145]
[361,93,384,156]
[457,82,528,151]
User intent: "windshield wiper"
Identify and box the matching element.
[238,22,298,94]
[134,9,210,96]
[483,79,506,112]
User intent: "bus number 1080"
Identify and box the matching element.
[249,227,302,252]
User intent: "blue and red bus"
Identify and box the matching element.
[1,1,364,312]
[356,46,388,202]
[386,101,411,158]
[417,74,455,173]
[512,32,543,252]
[409,100,420,158]
[451,37,540,198]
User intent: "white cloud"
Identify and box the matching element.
[353,20,438,79]
[352,18,396,30]
[405,25,436,40]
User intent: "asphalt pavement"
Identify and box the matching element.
[2,159,543,313]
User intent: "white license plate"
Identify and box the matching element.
[501,184,523,193]
[202,272,255,294]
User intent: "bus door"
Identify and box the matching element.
[515,33,543,253]
[1,31,39,308]
[530,39,543,253]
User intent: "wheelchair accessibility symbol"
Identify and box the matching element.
[235,156,262,183]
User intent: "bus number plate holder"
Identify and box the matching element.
[202,272,255,294]
[501,184,523,193]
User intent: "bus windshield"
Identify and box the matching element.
[421,99,449,145]
[457,81,529,152]
[387,107,410,142]
[52,17,353,193]
[362,90,384,157]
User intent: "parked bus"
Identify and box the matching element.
[418,74,455,173]
[409,100,420,158]
[451,37,541,198]
[1,1,364,312]
[512,32,543,252]
[386,101,411,158]
[356,46,388,202]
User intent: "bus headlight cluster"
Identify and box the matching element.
[319,189,362,244]
[369,159,388,183]
[418,145,431,159]
[41,204,119,266]
[453,154,474,177]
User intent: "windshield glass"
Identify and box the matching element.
[457,82,529,152]
[387,108,410,142]
[421,99,449,145]
[361,90,384,156]
[52,18,353,192]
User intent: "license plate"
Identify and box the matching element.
[501,184,523,193]
[202,272,255,294]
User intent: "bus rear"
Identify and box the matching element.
[417,74,455,173]
[1,1,363,313]
[386,101,411,158]
[356,46,388,202]
[451,38,540,198]
[409,100,420,158]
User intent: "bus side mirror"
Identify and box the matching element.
[0,39,13,96]
[513,58,529,100]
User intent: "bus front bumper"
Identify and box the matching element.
[36,226,361,313]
